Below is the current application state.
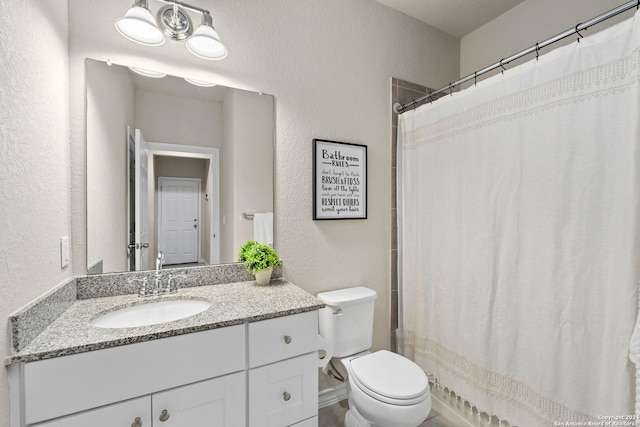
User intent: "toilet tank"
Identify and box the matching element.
[317,287,377,358]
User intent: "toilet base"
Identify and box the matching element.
[344,407,370,427]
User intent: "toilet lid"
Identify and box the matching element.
[350,350,429,402]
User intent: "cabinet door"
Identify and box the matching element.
[152,372,245,427]
[249,353,318,427]
[32,396,150,427]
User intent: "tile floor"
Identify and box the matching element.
[318,399,455,427]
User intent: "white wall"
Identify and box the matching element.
[68,0,460,359]
[461,0,633,77]
[0,1,70,425]
[221,90,236,263]
[86,60,134,273]
[229,90,274,255]
[135,90,222,148]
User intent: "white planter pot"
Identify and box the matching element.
[254,268,273,285]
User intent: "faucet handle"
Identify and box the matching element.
[167,273,187,293]
[128,277,150,297]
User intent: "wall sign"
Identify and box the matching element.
[313,139,367,220]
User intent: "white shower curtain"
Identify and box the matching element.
[398,13,640,426]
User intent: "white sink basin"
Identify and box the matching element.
[91,299,211,329]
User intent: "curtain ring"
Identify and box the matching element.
[575,23,583,42]
[474,72,478,86]
[535,43,540,61]
[499,59,506,74]
[448,83,454,96]
[428,92,435,103]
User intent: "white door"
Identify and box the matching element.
[127,127,150,271]
[135,129,150,270]
[159,177,200,265]
[152,372,246,426]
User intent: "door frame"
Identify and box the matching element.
[158,177,201,265]
[147,142,220,265]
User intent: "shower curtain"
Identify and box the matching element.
[398,13,640,426]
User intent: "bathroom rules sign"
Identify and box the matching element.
[313,139,367,220]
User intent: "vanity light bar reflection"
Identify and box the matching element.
[128,66,217,87]
[115,0,227,60]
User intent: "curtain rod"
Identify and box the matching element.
[394,0,640,114]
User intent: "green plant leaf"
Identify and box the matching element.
[238,240,281,273]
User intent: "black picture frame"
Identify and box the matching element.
[313,139,368,220]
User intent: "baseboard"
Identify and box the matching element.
[318,383,348,409]
[431,390,474,427]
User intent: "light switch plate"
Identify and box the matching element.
[60,236,69,268]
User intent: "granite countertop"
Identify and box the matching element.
[6,279,324,365]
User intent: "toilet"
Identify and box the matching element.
[317,286,432,427]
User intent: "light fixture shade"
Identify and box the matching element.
[128,67,167,78]
[184,77,217,87]
[186,18,227,60]
[115,2,166,47]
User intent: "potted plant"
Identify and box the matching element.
[238,240,282,285]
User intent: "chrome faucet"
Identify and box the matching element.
[130,253,187,297]
[167,273,187,294]
[156,252,164,272]
[128,277,150,297]
[154,252,164,293]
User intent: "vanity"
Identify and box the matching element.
[6,265,324,427]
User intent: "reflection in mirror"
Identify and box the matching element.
[86,59,274,275]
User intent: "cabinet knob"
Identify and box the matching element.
[283,391,292,401]
[284,335,292,344]
[159,409,170,422]
[131,417,143,427]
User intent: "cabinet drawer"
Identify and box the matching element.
[249,352,318,427]
[32,396,150,427]
[248,311,317,368]
[24,325,245,425]
[290,417,318,427]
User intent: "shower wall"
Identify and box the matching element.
[390,79,428,350]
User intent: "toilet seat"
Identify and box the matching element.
[349,350,429,406]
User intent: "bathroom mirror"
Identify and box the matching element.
[86,59,274,274]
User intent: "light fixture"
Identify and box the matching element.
[128,66,167,78]
[116,0,227,60]
[184,77,217,87]
[115,0,166,46]
[156,3,193,40]
[185,12,228,60]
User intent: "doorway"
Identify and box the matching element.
[146,142,220,267]
[158,177,201,266]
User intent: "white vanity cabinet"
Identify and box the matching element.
[13,325,246,427]
[248,311,318,427]
[9,310,320,427]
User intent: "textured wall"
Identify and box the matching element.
[0,1,70,425]
[68,0,460,360]
[0,0,459,421]
[460,0,632,78]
